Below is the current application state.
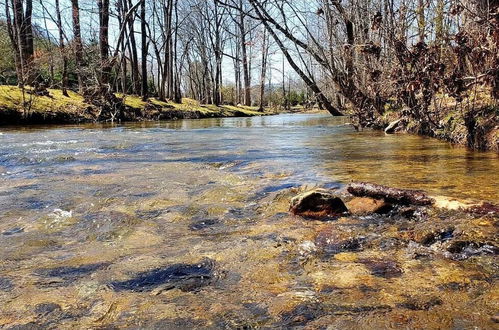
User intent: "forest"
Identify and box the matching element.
[0,0,498,149]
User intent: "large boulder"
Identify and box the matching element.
[290,189,348,218]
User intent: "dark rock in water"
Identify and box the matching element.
[346,197,392,215]
[290,189,348,218]
[0,277,13,291]
[446,241,498,260]
[397,297,442,311]
[360,259,403,278]
[110,258,215,292]
[35,263,109,286]
[2,227,24,236]
[281,303,324,327]
[315,226,364,255]
[438,281,470,291]
[8,322,44,330]
[420,227,455,246]
[322,237,363,256]
[214,307,269,329]
[280,302,392,326]
[189,219,218,231]
[466,202,499,217]
[147,318,208,330]
[378,238,403,251]
[399,206,418,218]
[136,209,165,220]
[34,303,62,317]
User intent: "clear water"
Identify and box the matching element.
[0,114,497,328]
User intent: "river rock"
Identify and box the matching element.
[384,119,403,134]
[290,189,348,218]
[466,202,499,217]
[315,226,364,255]
[445,241,498,260]
[360,259,403,278]
[419,227,455,246]
[346,197,392,215]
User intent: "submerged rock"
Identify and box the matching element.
[445,241,498,260]
[280,303,324,327]
[360,259,403,278]
[290,189,348,218]
[189,219,218,231]
[466,202,499,217]
[34,303,62,318]
[110,258,215,293]
[420,227,455,246]
[0,277,13,291]
[148,318,208,330]
[315,226,364,256]
[2,227,24,236]
[397,297,442,311]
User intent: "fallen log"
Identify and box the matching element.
[347,182,434,206]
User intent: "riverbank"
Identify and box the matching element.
[0,85,284,125]
[376,91,498,152]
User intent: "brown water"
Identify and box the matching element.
[0,114,497,329]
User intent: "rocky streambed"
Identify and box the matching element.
[0,114,498,328]
[1,178,497,329]
[280,183,499,328]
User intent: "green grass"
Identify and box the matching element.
[0,85,277,118]
[0,85,88,114]
[119,94,271,116]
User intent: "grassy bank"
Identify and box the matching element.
[377,90,498,152]
[0,85,278,125]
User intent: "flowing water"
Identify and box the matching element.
[0,114,497,329]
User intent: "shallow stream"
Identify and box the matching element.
[0,114,497,328]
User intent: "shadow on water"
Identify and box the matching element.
[35,263,110,286]
[110,258,215,292]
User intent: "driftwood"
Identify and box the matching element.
[347,182,434,206]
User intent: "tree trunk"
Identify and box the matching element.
[71,0,84,92]
[55,0,69,97]
[125,0,140,94]
[98,0,110,86]
[12,0,30,86]
[258,28,269,112]
[249,0,342,116]
[141,0,148,100]
[417,0,426,42]
[239,3,251,106]
[5,0,23,83]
